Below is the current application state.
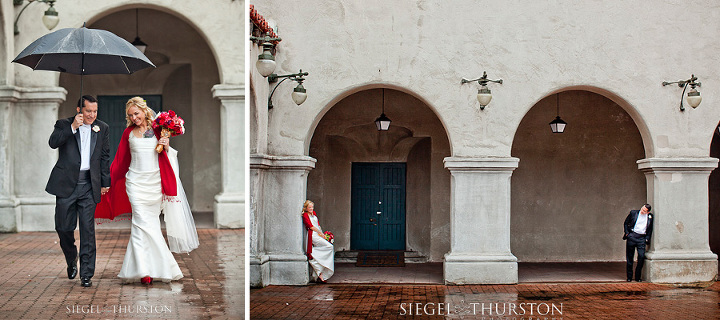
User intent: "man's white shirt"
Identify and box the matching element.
[632,212,648,235]
[73,124,92,171]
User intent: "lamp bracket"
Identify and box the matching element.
[250,34,282,44]
[662,74,701,88]
[267,69,309,109]
[268,70,308,84]
[662,74,701,111]
[14,0,55,35]
[461,71,503,86]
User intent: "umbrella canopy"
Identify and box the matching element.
[12,25,155,75]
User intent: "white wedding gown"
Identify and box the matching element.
[308,214,334,281]
[118,134,183,282]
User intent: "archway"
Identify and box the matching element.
[511,89,646,281]
[57,8,221,220]
[307,87,450,282]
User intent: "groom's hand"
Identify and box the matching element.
[72,113,83,130]
[101,187,109,195]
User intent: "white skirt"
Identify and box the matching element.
[309,232,334,281]
[118,168,183,282]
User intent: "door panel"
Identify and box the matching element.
[351,163,406,250]
[351,164,379,250]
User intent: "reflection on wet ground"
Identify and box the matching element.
[0,229,244,319]
[251,281,720,319]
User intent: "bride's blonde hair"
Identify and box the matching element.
[302,200,314,213]
[125,96,155,128]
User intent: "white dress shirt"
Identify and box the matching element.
[632,212,649,235]
[73,123,92,171]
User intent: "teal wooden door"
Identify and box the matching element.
[97,95,162,162]
[351,163,406,250]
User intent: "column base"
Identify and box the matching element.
[19,196,55,231]
[444,254,518,284]
[268,254,310,285]
[250,254,270,288]
[214,192,245,228]
[0,198,20,232]
[645,251,718,283]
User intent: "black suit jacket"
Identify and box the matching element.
[623,209,654,243]
[45,116,110,203]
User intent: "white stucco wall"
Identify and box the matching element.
[253,0,720,159]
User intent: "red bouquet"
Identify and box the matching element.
[324,231,334,244]
[152,110,185,153]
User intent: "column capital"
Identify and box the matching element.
[444,157,519,172]
[212,84,245,100]
[0,86,67,103]
[637,157,718,173]
[0,86,20,102]
[251,154,316,171]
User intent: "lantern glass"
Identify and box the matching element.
[42,11,59,30]
[687,88,702,108]
[477,86,492,106]
[549,116,567,133]
[375,113,391,131]
[256,59,276,77]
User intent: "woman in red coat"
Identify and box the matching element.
[95,97,198,284]
[302,200,334,283]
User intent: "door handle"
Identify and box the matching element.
[376,211,382,215]
[369,218,374,222]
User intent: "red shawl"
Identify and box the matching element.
[301,211,317,260]
[95,125,177,220]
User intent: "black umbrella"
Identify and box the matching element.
[12,23,155,103]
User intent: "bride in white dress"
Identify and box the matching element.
[301,200,334,283]
[113,97,198,284]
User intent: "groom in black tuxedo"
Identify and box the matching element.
[623,203,653,282]
[46,95,110,287]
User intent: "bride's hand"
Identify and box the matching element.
[159,136,170,147]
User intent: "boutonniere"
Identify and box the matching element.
[92,125,100,132]
[648,214,652,219]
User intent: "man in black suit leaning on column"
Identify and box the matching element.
[45,95,110,287]
[623,203,653,282]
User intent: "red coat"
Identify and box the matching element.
[94,125,177,220]
[302,211,317,260]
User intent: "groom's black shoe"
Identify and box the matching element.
[67,257,78,279]
[80,277,92,287]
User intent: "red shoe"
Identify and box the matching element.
[141,276,153,284]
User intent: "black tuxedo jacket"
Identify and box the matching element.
[623,209,654,243]
[45,116,110,203]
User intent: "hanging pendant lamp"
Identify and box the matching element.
[375,88,391,131]
[131,9,147,53]
[549,93,567,133]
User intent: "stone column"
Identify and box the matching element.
[443,157,519,284]
[260,155,316,285]
[0,87,20,232]
[212,84,245,228]
[638,158,719,283]
[249,154,270,287]
[13,86,67,231]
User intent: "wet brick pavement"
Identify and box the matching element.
[251,282,720,319]
[0,229,244,319]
